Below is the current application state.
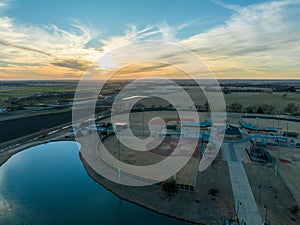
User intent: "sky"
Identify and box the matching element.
[0,0,299,80]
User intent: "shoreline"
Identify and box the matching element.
[0,128,73,166]
[79,152,201,225]
[1,133,233,224]
[79,143,234,225]
[1,137,201,224]
[1,137,209,225]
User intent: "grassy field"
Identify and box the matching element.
[223,92,300,113]
[147,86,300,113]
[1,82,299,114]
[0,86,75,98]
[184,87,300,113]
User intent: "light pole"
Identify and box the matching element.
[258,185,261,203]
[117,138,121,179]
[240,101,243,122]
[177,109,180,136]
[142,107,145,136]
[236,200,242,223]
[286,113,290,139]
[275,139,280,176]
[277,112,280,131]
[141,107,145,137]
[263,205,268,225]
[256,117,259,129]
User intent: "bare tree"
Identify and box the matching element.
[284,103,299,115]
[229,103,242,112]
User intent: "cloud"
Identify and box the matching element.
[99,25,160,52]
[95,0,300,79]
[0,0,12,11]
[52,59,91,71]
[0,39,53,57]
[210,0,241,12]
[0,16,100,78]
[99,21,191,52]
[0,0,299,79]
[181,0,300,78]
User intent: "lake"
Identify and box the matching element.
[0,141,192,225]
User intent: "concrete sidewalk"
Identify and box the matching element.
[228,161,262,225]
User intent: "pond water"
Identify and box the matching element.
[0,141,192,225]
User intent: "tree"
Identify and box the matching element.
[288,205,300,215]
[246,106,254,113]
[284,103,298,115]
[257,107,264,114]
[223,87,231,94]
[261,104,275,114]
[289,86,296,92]
[167,104,174,109]
[229,103,242,113]
[204,100,210,112]
[246,104,275,114]
[40,128,47,138]
[161,178,178,196]
[7,96,19,104]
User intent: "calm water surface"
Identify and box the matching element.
[0,141,192,225]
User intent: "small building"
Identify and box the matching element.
[247,141,273,164]
[0,108,6,113]
[280,130,298,138]
[114,122,128,130]
[223,125,242,140]
[182,120,212,129]
[240,121,258,131]
[265,127,277,133]
[96,122,115,135]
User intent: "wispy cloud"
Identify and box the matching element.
[95,0,300,79]
[0,0,299,79]
[0,16,99,78]
[210,0,242,12]
[0,0,12,11]
[181,0,300,78]
[99,25,160,52]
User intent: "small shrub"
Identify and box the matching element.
[161,178,178,196]
[288,205,300,215]
[208,188,219,196]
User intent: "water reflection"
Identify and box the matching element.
[0,141,191,225]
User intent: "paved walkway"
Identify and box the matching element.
[228,161,262,225]
[222,136,263,225]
